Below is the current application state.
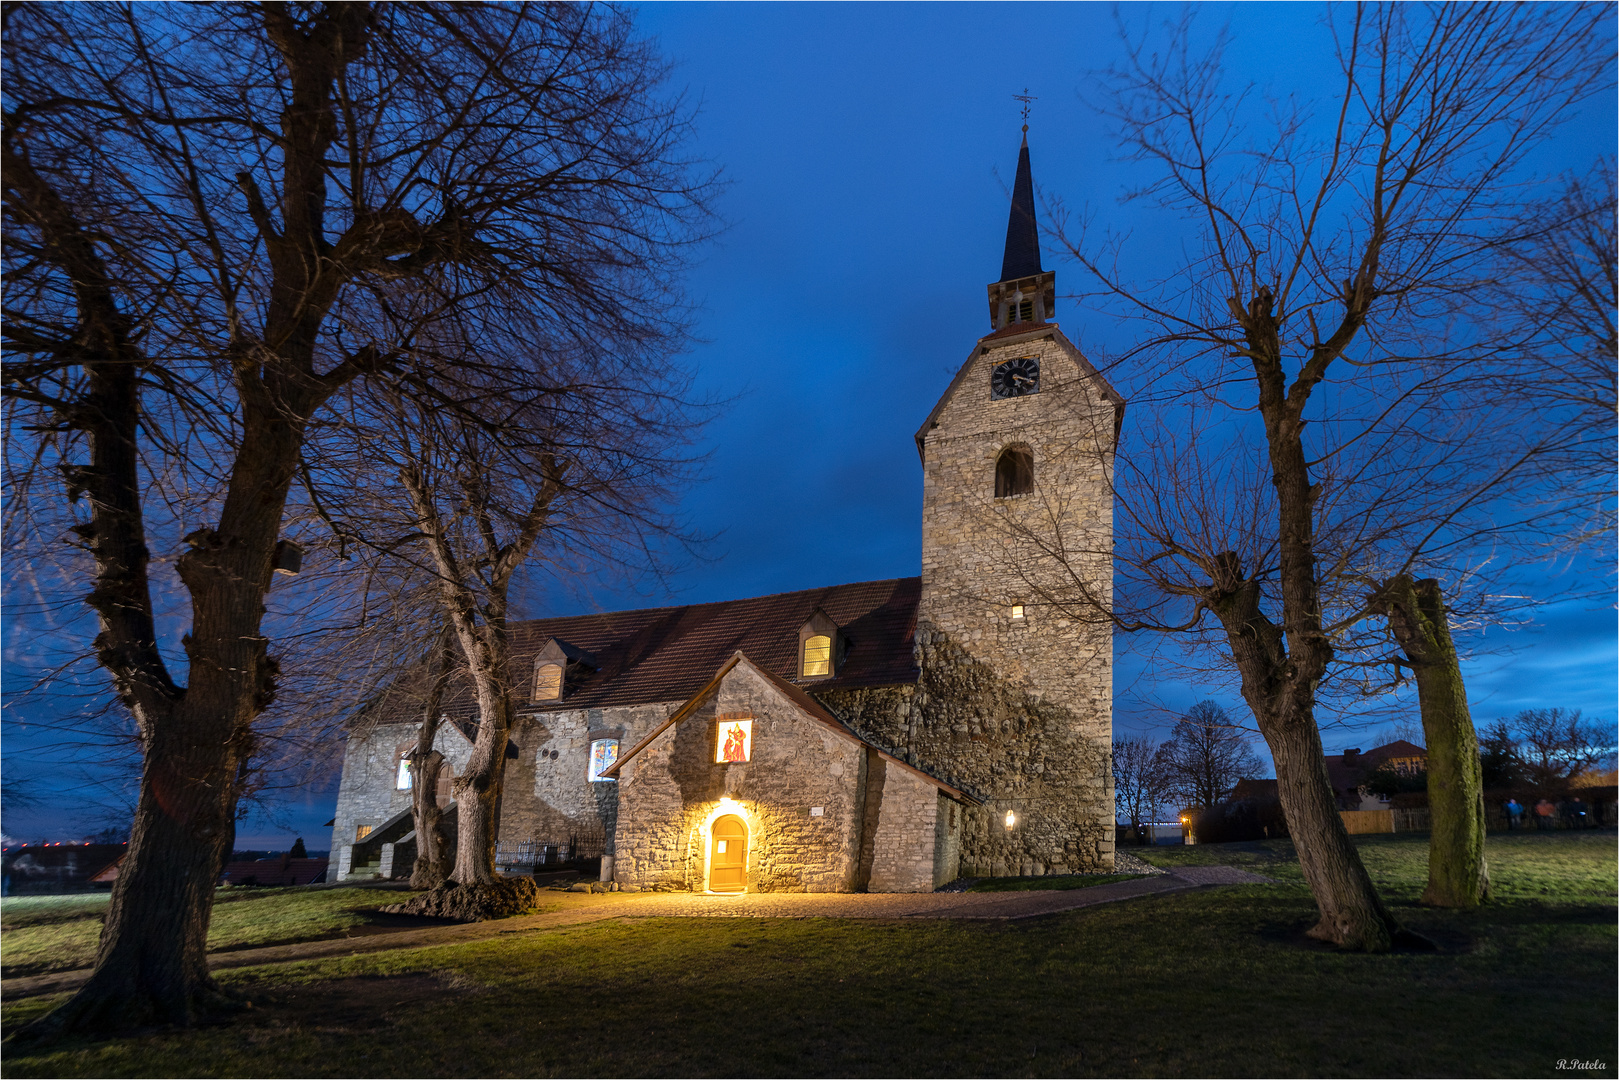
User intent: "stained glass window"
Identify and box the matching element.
[715,719,753,763]
[588,738,619,782]
[395,756,413,790]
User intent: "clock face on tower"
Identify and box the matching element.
[991,356,1041,400]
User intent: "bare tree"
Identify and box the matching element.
[1111,734,1169,839]
[1017,3,1614,947]
[3,2,712,1037]
[1153,702,1263,812]
[1511,709,1611,790]
[1495,160,1618,547]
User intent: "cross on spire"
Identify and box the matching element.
[1012,88,1036,133]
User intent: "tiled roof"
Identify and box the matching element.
[605,651,976,803]
[416,577,920,721]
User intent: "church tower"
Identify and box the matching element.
[912,131,1123,875]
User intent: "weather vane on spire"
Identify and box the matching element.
[1013,88,1036,132]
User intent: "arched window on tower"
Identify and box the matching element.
[995,445,1034,498]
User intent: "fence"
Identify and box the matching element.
[494,829,606,873]
[1340,809,1395,835]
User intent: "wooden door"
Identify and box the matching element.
[709,814,748,893]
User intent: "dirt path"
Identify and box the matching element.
[1,866,1271,1001]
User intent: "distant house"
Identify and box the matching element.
[1326,741,1427,811]
[0,843,129,895]
[1230,740,1429,814]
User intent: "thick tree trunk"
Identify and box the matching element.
[450,700,511,886]
[1266,712,1399,948]
[1206,551,1402,951]
[408,631,455,890]
[1371,575,1490,907]
[19,712,246,1037]
[410,748,451,889]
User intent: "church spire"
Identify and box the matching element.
[985,112,1056,333]
[999,133,1043,281]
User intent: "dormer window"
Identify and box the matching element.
[802,635,831,677]
[796,608,845,681]
[534,662,563,701]
[529,637,597,704]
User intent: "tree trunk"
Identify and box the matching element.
[408,631,455,890]
[1371,575,1490,908]
[450,702,511,886]
[410,748,451,890]
[1206,553,1401,951]
[1265,710,1399,948]
[19,711,247,1037]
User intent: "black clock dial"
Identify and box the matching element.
[991,356,1040,400]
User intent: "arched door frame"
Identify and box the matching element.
[700,801,754,894]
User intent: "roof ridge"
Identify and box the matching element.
[508,576,921,631]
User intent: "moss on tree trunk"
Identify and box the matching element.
[1371,575,1490,908]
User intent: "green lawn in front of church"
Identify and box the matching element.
[0,885,423,980]
[5,829,1612,1077]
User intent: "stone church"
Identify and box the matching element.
[331,133,1123,892]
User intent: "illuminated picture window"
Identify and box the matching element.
[534,662,563,701]
[802,635,831,677]
[588,739,620,782]
[1010,604,1025,619]
[355,824,373,841]
[395,756,413,790]
[715,719,753,763]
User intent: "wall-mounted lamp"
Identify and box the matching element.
[1004,809,1016,830]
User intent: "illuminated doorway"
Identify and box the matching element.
[708,814,748,893]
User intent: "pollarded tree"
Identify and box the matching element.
[1000,3,1612,946]
[2,2,713,1037]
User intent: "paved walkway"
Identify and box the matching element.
[1,866,1270,1001]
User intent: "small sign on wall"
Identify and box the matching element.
[809,806,824,817]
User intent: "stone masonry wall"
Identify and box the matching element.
[501,703,674,853]
[866,765,942,893]
[330,722,474,863]
[934,792,963,888]
[614,663,868,892]
[914,325,1116,872]
[824,632,1112,875]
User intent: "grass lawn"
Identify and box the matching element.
[1,886,421,979]
[3,831,1613,1078]
[966,873,1145,892]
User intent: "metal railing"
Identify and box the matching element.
[494,830,605,870]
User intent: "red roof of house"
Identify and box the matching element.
[376,578,921,724]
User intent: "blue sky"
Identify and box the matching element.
[4,3,1614,847]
